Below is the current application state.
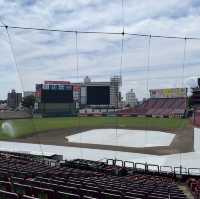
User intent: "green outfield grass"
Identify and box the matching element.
[0,117,189,140]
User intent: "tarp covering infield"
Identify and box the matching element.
[66,129,175,148]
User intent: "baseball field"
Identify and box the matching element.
[0,116,189,140]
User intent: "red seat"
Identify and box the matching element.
[21,195,40,199]
[57,185,78,194]
[13,183,32,196]
[80,188,99,198]
[0,181,12,192]
[56,191,80,199]
[82,196,97,199]
[101,192,121,199]
[0,189,18,199]
[32,187,55,199]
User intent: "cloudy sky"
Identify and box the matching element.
[0,0,200,99]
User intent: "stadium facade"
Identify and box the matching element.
[34,77,189,118]
[35,76,121,117]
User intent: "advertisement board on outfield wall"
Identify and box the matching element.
[150,88,187,98]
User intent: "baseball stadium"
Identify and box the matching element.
[0,1,200,199]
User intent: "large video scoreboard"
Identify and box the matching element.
[87,86,110,105]
[36,84,73,103]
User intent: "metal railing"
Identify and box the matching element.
[106,158,200,176]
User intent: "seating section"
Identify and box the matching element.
[187,178,200,199]
[119,98,187,117]
[193,110,200,127]
[0,152,189,199]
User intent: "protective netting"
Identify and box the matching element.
[0,0,200,174]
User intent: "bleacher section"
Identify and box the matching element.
[0,151,194,199]
[119,98,187,118]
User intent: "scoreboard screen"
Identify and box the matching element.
[41,85,73,103]
[87,86,110,105]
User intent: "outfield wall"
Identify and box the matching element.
[0,111,32,119]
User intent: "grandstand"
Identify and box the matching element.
[119,97,187,118]
[0,151,195,199]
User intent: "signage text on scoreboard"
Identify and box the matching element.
[42,84,72,91]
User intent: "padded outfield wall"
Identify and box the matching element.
[38,103,76,117]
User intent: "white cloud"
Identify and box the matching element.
[0,0,200,99]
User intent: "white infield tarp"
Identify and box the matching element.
[66,129,175,148]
